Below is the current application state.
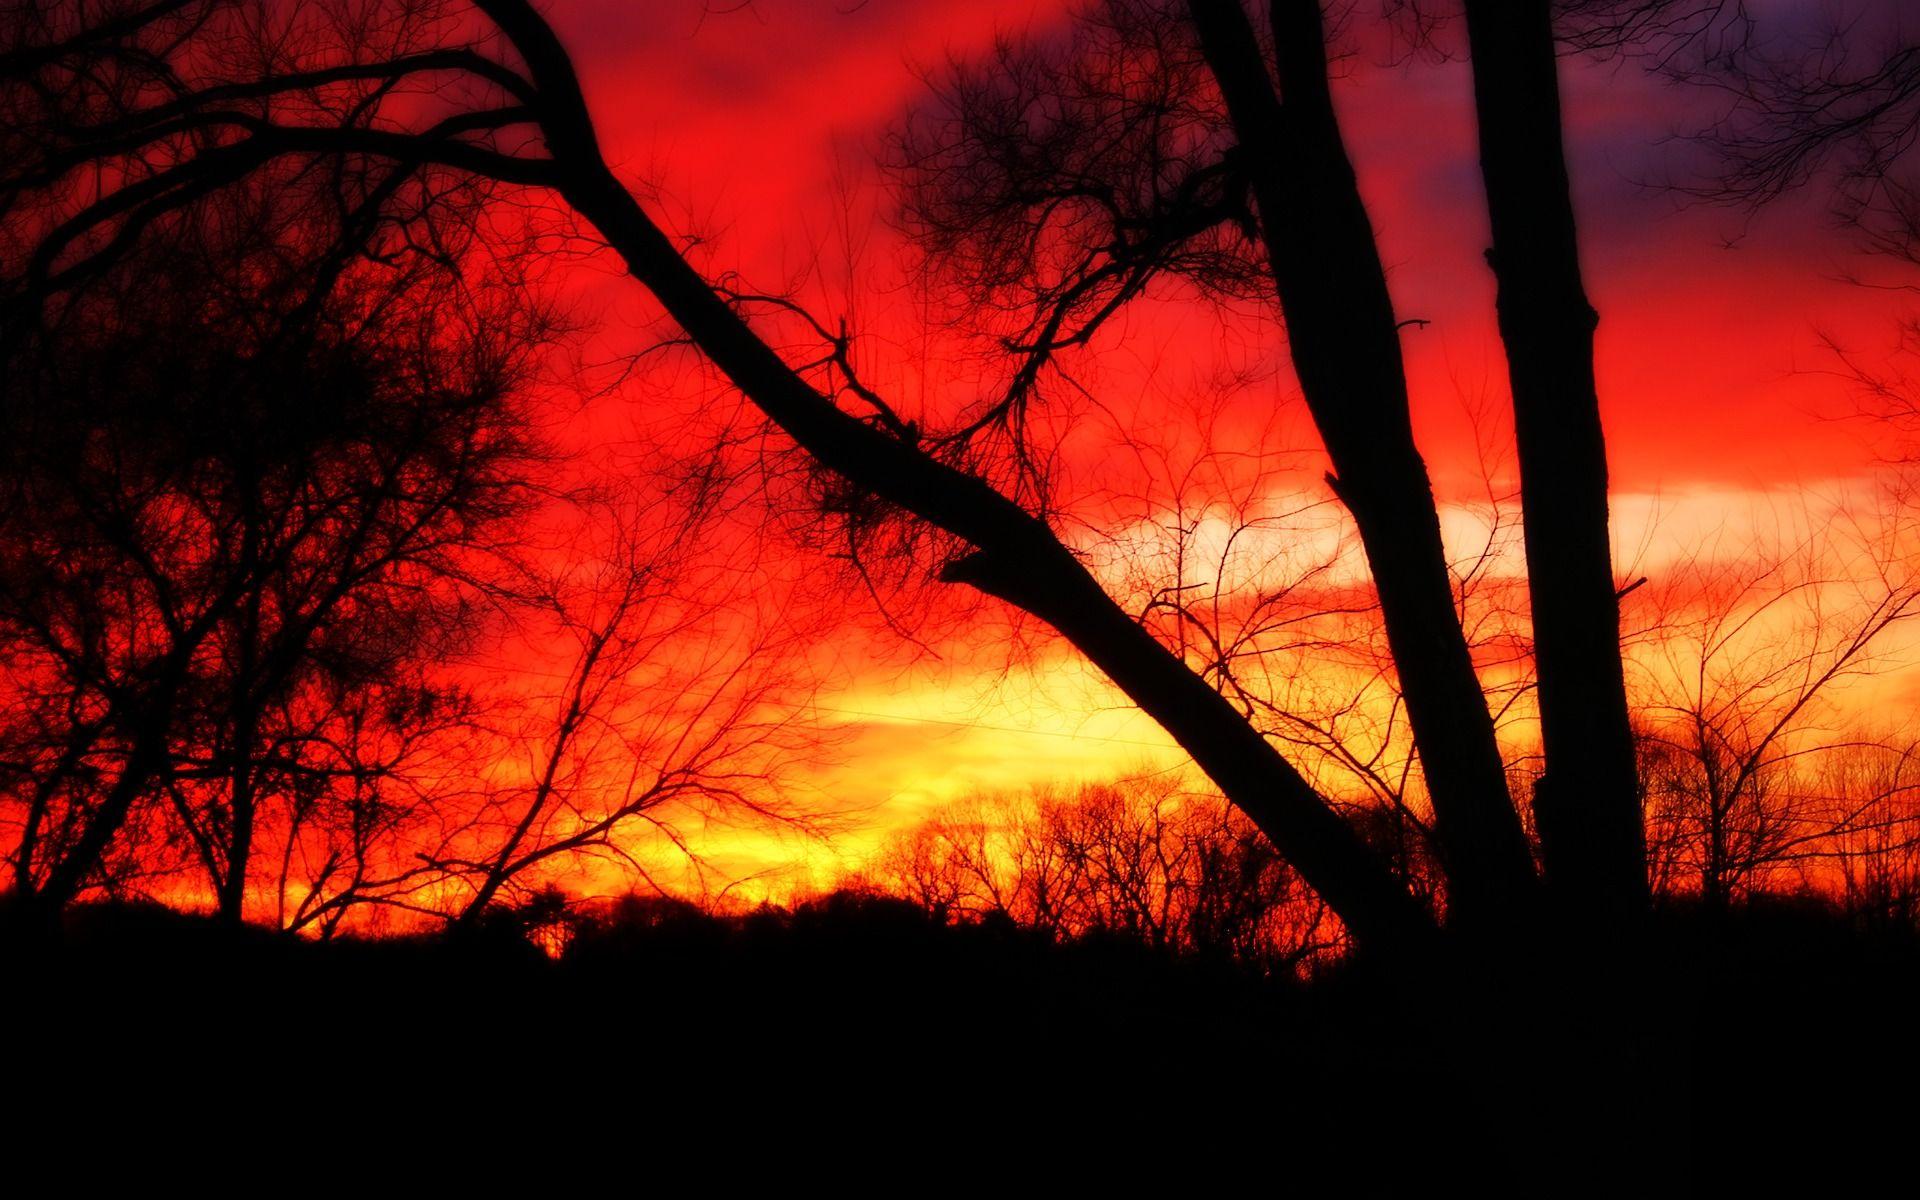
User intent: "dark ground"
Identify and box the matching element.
[5,892,1915,1191]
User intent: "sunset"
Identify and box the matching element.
[6,0,1919,1185]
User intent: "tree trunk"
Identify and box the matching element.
[1463,0,1647,923]
[217,597,263,927]
[216,771,255,926]
[1186,0,1538,928]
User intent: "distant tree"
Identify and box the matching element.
[1817,740,1920,928]
[1630,499,1920,906]
[869,776,1336,975]
[429,474,823,930]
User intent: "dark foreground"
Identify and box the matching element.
[6,892,1916,1190]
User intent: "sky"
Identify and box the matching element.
[513,0,1920,895]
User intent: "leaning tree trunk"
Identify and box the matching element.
[1464,0,1647,923]
[1185,0,1538,930]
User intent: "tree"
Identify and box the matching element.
[0,173,826,933]
[1630,500,1920,906]
[1819,740,1920,928]
[429,474,822,930]
[0,0,1654,956]
[0,177,550,920]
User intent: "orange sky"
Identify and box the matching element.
[515,0,1920,896]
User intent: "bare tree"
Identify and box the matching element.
[268,672,471,937]
[1818,739,1920,928]
[0,180,550,920]
[867,774,1337,975]
[1630,497,1920,906]
[430,473,823,929]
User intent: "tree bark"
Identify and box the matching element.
[1185,0,1538,927]
[1463,0,1647,922]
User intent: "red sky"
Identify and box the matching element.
[520,0,1917,893]
[546,0,1892,479]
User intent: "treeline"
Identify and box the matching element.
[852,777,1338,976]
[849,744,1920,977]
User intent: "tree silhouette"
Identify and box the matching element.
[1630,501,1920,906]
[0,177,549,918]
[0,0,1663,956]
[868,776,1337,974]
[0,170,824,930]
[430,476,821,930]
